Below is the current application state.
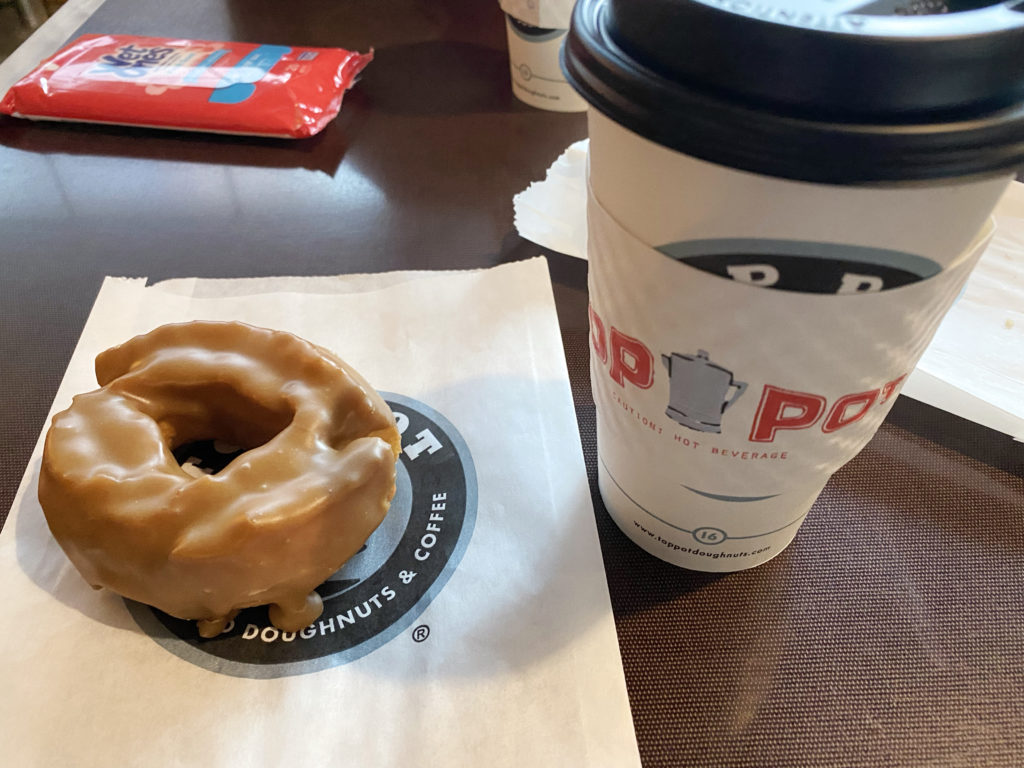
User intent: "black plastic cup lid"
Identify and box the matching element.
[561,0,1024,184]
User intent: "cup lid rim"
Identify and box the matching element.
[561,0,1024,184]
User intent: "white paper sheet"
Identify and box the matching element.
[514,139,589,260]
[0,258,641,767]
[901,184,1024,440]
[514,139,589,258]
[514,141,1024,439]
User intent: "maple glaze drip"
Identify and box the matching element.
[38,321,401,638]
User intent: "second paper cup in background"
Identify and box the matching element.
[563,0,1024,570]
[501,0,585,112]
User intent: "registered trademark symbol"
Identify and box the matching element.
[412,625,430,643]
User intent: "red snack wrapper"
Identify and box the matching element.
[0,34,373,138]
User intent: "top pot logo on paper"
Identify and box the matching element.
[656,238,942,294]
[126,393,477,679]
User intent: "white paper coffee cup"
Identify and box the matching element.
[564,0,1022,570]
[581,112,1011,573]
[504,14,586,113]
[584,110,1008,570]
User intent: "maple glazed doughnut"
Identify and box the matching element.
[38,321,401,638]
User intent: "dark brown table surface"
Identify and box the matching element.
[2,1,1023,765]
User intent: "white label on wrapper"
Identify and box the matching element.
[587,188,995,570]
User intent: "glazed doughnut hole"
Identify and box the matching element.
[141,381,295,477]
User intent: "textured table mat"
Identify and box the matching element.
[561,326,1024,767]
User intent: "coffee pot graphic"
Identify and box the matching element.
[662,350,747,433]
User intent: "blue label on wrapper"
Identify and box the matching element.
[208,44,292,104]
